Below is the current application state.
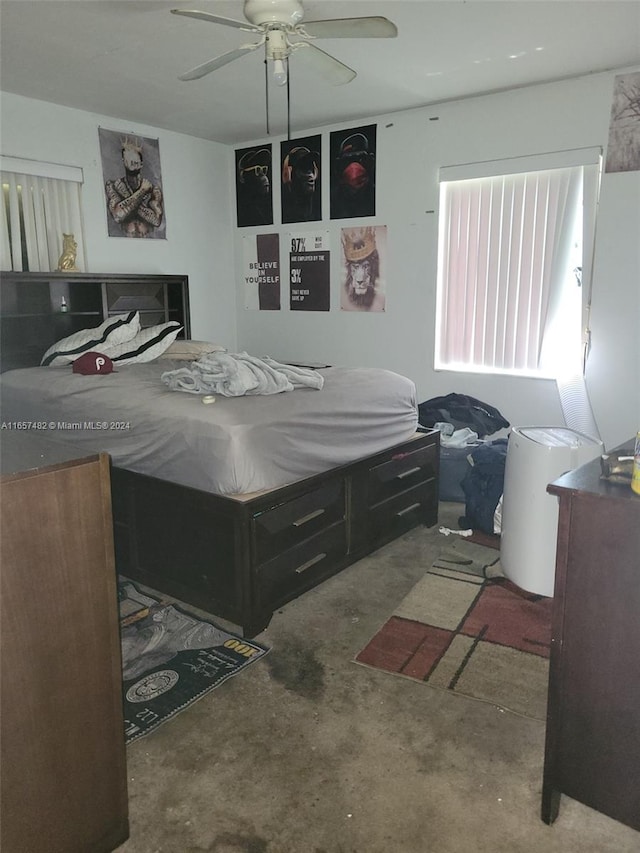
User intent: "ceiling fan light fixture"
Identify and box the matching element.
[273,58,288,86]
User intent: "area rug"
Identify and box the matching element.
[118,580,269,744]
[354,541,552,720]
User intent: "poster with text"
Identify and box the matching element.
[340,225,387,312]
[99,128,166,239]
[605,71,640,173]
[289,231,330,312]
[243,233,280,310]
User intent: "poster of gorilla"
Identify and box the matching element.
[280,136,322,224]
[330,124,377,219]
[235,144,274,227]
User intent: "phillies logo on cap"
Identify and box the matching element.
[72,352,114,375]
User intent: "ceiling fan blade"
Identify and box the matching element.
[170,9,261,33]
[293,43,356,86]
[178,43,260,81]
[300,16,397,39]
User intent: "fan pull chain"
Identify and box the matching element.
[264,58,270,135]
[286,56,291,141]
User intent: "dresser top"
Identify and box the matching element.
[0,431,100,477]
[548,439,638,505]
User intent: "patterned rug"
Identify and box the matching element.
[119,580,269,744]
[354,540,552,719]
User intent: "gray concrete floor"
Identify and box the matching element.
[116,504,639,853]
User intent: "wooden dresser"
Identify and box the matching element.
[542,444,640,831]
[0,433,129,853]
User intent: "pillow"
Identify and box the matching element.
[157,339,226,360]
[101,321,182,365]
[41,310,140,366]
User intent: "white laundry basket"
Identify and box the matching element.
[500,427,603,597]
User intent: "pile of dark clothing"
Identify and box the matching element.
[418,393,510,535]
[418,393,510,438]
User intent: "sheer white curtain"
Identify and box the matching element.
[435,148,601,378]
[0,157,85,272]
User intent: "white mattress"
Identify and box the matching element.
[0,362,419,495]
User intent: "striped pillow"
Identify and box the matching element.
[41,311,140,366]
[102,321,182,365]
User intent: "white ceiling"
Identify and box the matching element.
[1,0,639,145]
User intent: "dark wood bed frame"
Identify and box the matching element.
[1,272,440,636]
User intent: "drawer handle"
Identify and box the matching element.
[395,502,421,518]
[293,508,325,527]
[396,466,422,480]
[295,553,326,574]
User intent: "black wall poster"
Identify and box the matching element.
[235,145,273,227]
[281,135,322,224]
[289,231,330,312]
[330,124,377,219]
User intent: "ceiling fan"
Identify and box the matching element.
[171,0,397,87]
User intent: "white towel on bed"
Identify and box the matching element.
[160,352,324,396]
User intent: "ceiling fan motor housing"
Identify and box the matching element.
[265,30,289,60]
[244,0,304,27]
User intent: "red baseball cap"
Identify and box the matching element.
[72,351,114,375]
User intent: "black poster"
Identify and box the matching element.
[330,124,377,220]
[235,145,273,227]
[281,135,322,224]
[289,232,330,312]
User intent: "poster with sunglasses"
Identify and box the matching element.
[235,145,273,227]
[281,135,322,224]
[330,124,376,220]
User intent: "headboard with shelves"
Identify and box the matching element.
[0,272,190,372]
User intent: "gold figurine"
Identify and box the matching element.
[56,233,79,272]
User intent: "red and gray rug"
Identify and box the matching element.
[355,542,552,720]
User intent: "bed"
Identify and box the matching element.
[0,273,440,636]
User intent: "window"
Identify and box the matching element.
[435,149,601,379]
[1,156,85,273]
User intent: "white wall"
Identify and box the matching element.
[234,71,640,451]
[0,92,237,347]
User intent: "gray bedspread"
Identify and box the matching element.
[0,362,419,495]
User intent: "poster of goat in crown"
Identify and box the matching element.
[98,128,166,239]
[340,225,387,312]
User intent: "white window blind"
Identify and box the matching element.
[435,149,601,378]
[1,158,85,273]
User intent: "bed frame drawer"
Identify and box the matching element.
[110,431,439,638]
[368,442,437,507]
[252,480,346,564]
[368,480,438,545]
[256,522,348,605]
